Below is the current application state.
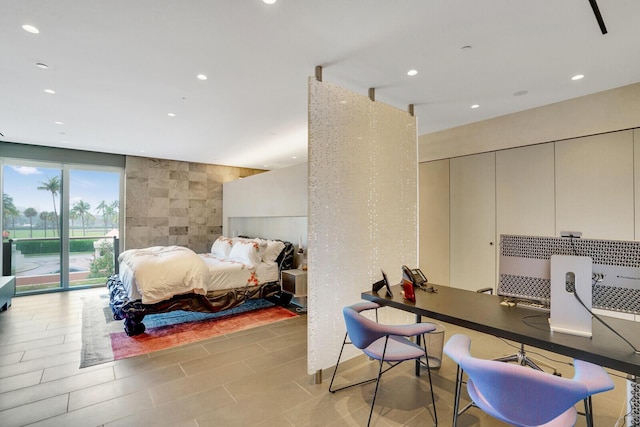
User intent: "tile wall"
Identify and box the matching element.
[124,156,264,253]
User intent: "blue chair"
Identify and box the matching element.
[444,334,614,427]
[329,302,439,426]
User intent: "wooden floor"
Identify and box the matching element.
[0,287,630,426]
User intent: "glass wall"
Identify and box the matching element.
[2,159,122,293]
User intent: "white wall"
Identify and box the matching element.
[222,162,307,246]
[419,82,640,162]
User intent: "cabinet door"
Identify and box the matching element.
[635,129,640,240]
[419,159,450,286]
[450,152,496,291]
[556,131,634,240]
[496,143,555,237]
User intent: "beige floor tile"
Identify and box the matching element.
[0,393,69,427]
[0,287,632,426]
[0,365,114,411]
[69,363,185,411]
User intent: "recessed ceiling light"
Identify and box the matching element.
[36,63,48,69]
[471,104,480,109]
[168,113,175,117]
[197,74,207,80]
[44,89,55,94]
[407,69,418,76]
[571,74,585,81]
[55,121,63,125]
[292,156,297,159]
[263,0,277,4]
[22,24,39,34]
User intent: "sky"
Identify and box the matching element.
[3,164,120,216]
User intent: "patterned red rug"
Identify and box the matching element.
[80,294,298,368]
[110,306,297,359]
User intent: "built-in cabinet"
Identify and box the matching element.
[418,160,450,285]
[496,143,555,238]
[636,129,640,239]
[555,131,635,240]
[420,129,638,291]
[450,152,496,291]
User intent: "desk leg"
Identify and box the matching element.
[416,314,422,376]
[628,375,639,426]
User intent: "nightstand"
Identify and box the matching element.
[281,269,307,308]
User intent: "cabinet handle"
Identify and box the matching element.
[489,242,494,246]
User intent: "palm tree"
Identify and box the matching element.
[69,211,78,237]
[37,176,61,236]
[47,212,57,236]
[71,200,94,236]
[2,193,19,233]
[24,207,38,238]
[110,200,119,228]
[96,200,109,233]
[39,211,49,237]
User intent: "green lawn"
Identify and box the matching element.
[4,228,111,239]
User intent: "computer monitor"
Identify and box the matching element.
[372,269,393,298]
[499,234,640,315]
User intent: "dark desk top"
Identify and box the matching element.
[362,283,640,376]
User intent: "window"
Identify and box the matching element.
[1,143,124,293]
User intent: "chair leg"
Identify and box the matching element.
[367,337,389,427]
[328,332,348,393]
[452,365,463,427]
[421,334,438,426]
[583,396,594,427]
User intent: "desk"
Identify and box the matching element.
[362,283,640,377]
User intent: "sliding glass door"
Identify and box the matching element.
[2,160,122,293]
[2,162,63,292]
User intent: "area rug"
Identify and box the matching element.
[80,293,297,368]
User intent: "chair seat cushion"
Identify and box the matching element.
[363,335,425,361]
[467,378,578,427]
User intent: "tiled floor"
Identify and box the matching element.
[0,287,630,426]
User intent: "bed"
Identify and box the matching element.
[108,236,295,336]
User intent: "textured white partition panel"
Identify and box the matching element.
[308,77,417,374]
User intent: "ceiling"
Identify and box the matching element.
[2,1,639,170]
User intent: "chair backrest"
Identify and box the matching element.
[461,355,589,425]
[343,305,388,349]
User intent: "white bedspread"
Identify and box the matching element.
[118,246,209,304]
[118,247,281,303]
[198,253,279,291]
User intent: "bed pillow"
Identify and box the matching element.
[211,237,233,258]
[263,240,285,264]
[229,240,262,267]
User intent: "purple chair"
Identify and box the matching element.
[329,302,439,426]
[444,334,614,427]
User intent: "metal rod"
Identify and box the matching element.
[588,0,608,34]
